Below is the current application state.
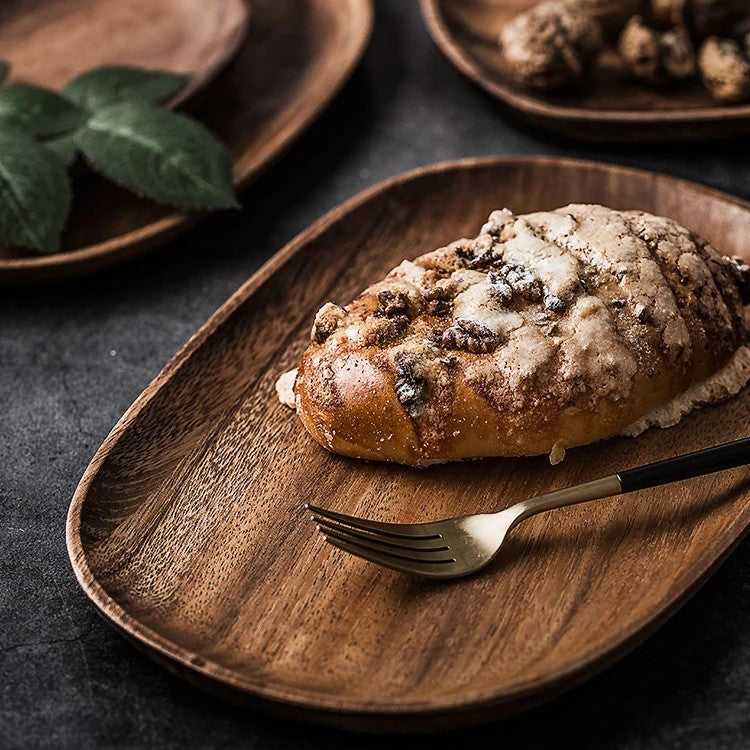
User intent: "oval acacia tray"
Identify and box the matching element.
[420,0,750,142]
[67,157,750,731]
[0,0,372,283]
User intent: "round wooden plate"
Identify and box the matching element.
[0,0,373,283]
[0,0,250,108]
[420,0,750,142]
[67,157,750,731]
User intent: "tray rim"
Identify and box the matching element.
[66,155,750,728]
[3,0,251,108]
[0,0,373,281]
[419,0,750,125]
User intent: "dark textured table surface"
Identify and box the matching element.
[3,2,750,748]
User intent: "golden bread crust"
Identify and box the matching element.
[295,204,748,466]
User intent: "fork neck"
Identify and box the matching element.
[509,475,623,526]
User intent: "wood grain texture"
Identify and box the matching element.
[0,0,249,108]
[67,157,750,731]
[0,0,372,283]
[420,0,750,142]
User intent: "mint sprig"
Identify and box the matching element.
[0,62,238,255]
[63,66,190,110]
[0,130,70,253]
[43,131,79,167]
[78,103,236,210]
[0,84,87,136]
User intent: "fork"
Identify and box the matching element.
[308,437,750,579]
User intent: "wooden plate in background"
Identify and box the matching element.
[0,0,250,107]
[67,157,750,731]
[420,0,750,142]
[0,0,372,283]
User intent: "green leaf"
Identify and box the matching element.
[0,61,9,85]
[0,130,70,253]
[0,84,87,136]
[63,66,190,110]
[0,116,30,137]
[43,131,79,166]
[77,102,237,210]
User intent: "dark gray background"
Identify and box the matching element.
[2,2,750,747]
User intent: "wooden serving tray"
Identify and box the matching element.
[0,0,372,283]
[421,0,750,142]
[67,157,750,731]
[0,0,250,109]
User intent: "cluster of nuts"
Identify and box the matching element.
[393,351,427,415]
[499,0,750,103]
[439,318,501,354]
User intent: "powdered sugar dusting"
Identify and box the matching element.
[621,345,750,436]
[275,369,297,410]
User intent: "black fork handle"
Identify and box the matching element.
[618,437,750,493]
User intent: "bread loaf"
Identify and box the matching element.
[290,204,750,466]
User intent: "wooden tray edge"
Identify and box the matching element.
[0,0,374,282]
[419,0,750,137]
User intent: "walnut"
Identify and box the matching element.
[618,16,696,85]
[376,290,410,318]
[428,298,452,316]
[499,0,604,90]
[544,293,568,312]
[393,352,426,417]
[487,270,514,306]
[311,302,346,343]
[491,264,544,302]
[481,219,501,237]
[456,234,498,269]
[652,0,748,39]
[364,314,409,346]
[424,285,453,317]
[698,36,750,102]
[482,208,517,242]
[440,318,501,354]
[574,0,645,34]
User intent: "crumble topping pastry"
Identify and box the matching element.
[290,204,750,466]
